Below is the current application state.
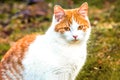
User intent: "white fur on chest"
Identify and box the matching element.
[22,35,87,80]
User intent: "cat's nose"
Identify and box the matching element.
[73,35,78,39]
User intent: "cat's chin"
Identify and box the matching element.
[67,39,81,44]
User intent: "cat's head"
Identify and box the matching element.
[52,2,91,44]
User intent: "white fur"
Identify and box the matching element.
[22,15,91,80]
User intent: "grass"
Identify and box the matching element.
[77,25,120,80]
[0,1,120,80]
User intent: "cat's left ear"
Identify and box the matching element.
[78,2,88,17]
[54,5,65,22]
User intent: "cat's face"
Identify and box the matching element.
[53,2,90,43]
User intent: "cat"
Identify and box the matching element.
[0,2,91,80]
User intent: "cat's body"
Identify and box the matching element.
[0,2,91,80]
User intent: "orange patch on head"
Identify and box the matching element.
[55,9,89,33]
[55,10,72,33]
[54,2,89,33]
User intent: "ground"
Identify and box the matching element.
[0,1,120,80]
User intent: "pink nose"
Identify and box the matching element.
[73,35,78,39]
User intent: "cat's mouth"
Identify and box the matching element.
[69,39,80,44]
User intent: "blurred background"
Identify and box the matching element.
[0,0,120,80]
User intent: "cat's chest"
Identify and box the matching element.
[22,36,86,79]
[23,42,81,67]
[23,35,86,66]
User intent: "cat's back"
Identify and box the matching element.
[0,34,38,80]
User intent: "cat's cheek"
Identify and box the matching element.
[77,31,84,38]
[77,35,84,41]
[65,36,75,42]
[66,37,74,41]
[63,32,73,41]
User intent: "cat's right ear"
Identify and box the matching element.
[54,5,65,22]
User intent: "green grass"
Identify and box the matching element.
[0,1,120,80]
[0,43,10,58]
[77,26,120,80]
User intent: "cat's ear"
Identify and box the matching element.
[54,5,65,22]
[78,2,88,17]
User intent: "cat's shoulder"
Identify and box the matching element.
[1,34,39,62]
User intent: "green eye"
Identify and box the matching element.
[78,25,84,30]
[64,27,70,31]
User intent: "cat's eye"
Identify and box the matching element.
[78,25,84,30]
[64,27,70,31]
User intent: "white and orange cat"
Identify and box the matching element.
[0,2,91,80]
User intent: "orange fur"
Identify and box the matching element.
[0,34,37,80]
[55,9,89,33]
[0,2,89,80]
